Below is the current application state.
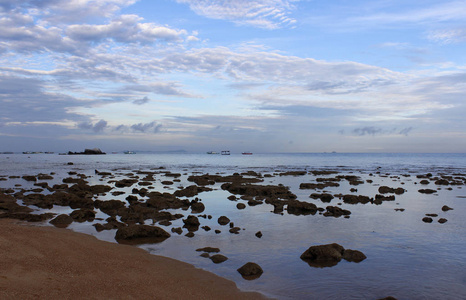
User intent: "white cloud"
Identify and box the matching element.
[428,29,466,44]
[176,0,298,29]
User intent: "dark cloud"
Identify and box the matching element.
[133,96,150,105]
[350,126,413,136]
[114,121,162,133]
[78,119,108,132]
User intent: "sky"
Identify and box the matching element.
[1,0,466,153]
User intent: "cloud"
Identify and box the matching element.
[133,96,150,105]
[350,126,414,136]
[176,0,297,29]
[66,14,188,44]
[78,119,108,132]
[428,29,466,44]
[115,121,163,133]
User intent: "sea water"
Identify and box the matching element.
[1,152,465,299]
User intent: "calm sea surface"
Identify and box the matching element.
[1,152,466,299]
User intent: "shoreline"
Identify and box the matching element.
[0,219,266,299]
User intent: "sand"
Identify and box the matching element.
[0,219,265,300]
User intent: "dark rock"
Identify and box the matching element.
[70,209,96,222]
[221,182,296,200]
[441,205,453,211]
[342,194,371,204]
[115,224,170,244]
[218,216,230,225]
[426,213,438,217]
[236,203,246,209]
[174,185,213,197]
[161,181,174,185]
[171,227,182,235]
[419,180,430,185]
[422,217,433,223]
[201,226,211,231]
[115,179,138,188]
[196,247,220,253]
[255,231,263,238]
[287,199,317,215]
[229,227,241,234]
[182,215,200,231]
[342,249,367,262]
[190,200,205,213]
[237,262,263,280]
[215,229,221,234]
[22,175,37,182]
[300,243,344,268]
[158,220,172,226]
[323,206,351,217]
[418,189,437,194]
[185,232,195,238]
[438,218,448,224]
[210,254,228,264]
[378,186,405,194]
[200,253,210,258]
[247,199,262,206]
[49,214,73,228]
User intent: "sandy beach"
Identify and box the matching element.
[0,219,265,300]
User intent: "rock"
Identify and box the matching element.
[342,249,367,262]
[441,205,453,211]
[210,254,228,264]
[185,232,195,238]
[425,213,438,217]
[438,218,448,224]
[237,262,263,280]
[378,186,405,194]
[115,224,170,244]
[200,253,210,258]
[49,214,73,228]
[182,215,200,231]
[287,199,318,215]
[229,227,241,234]
[342,194,371,204]
[255,231,263,238]
[174,185,213,197]
[422,217,433,223]
[418,189,437,194]
[218,216,230,225]
[196,247,220,253]
[300,243,344,268]
[115,179,138,188]
[215,229,221,234]
[190,200,205,213]
[201,226,211,231]
[70,209,96,222]
[236,203,246,209]
[171,227,182,235]
[323,206,351,217]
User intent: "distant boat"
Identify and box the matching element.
[206,151,219,154]
[242,152,253,155]
[221,150,230,155]
[124,151,136,154]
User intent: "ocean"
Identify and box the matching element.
[1,152,466,299]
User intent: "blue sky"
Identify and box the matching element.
[1,0,465,153]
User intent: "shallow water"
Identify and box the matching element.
[1,153,465,299]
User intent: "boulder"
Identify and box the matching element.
[342,249,367,262]
[218,216,230,225]
[70,209,96,222]
[287,199,317,215]
[182,215,200,231]
[236,203,246,209]
[300,243,366,268]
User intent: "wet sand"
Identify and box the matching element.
[0,219,265,300]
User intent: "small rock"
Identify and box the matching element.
[210,254,228,264]
[441,205,453,211]
[196,247,220,253]
[237,262,263,280]
[422,217,433,223]
[218,216,230,225]
[49,214,73,228]
[236,203,246,209]
[255,231,263,238]
[438,218,448,224]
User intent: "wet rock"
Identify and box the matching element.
[158,220,172,226]
[115,224,170,244]
[419,180,430,185]
[418,189,437,194]
[323,206,351,217]
[50,214,73,228]
[342,249,367,262]
[94,199,126,216]
[115,178,138,188]
[236,203,246,209]
[171,227,183,235]
[438,218,448,224]
[201,226,211,231]
[161,181,174,185]
[190,200,205,213]
[300,243,366,268]
[200,253,210,258]
[247,199,262,206]
[287,199,318,215]
[310,193,334,203]
[229,227,241,234]
[221,182,296,201]
[342,194,371,205]
[237,262,263,280]
[228,195,237,201]
[196,247,220,253]
[378,186,405,194]
[279,171,307,176]
[441,205,453,211]
[22,175,37,182]
[300,182,339,189]
[174,185,213,197]
[426,213,438,217]
[125,195,139,204]
[1,212,54,222]
[218,216,230,225]
[70,209,96,222]
[210,254,228,264]
[182,215,200,231]
[37,174,54,180]
[215,229,221,234]
[185,232,195,238]
[394,208,405,212]
[422,217,433,223]
[255,231,263,238]
[146,192,190,210]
